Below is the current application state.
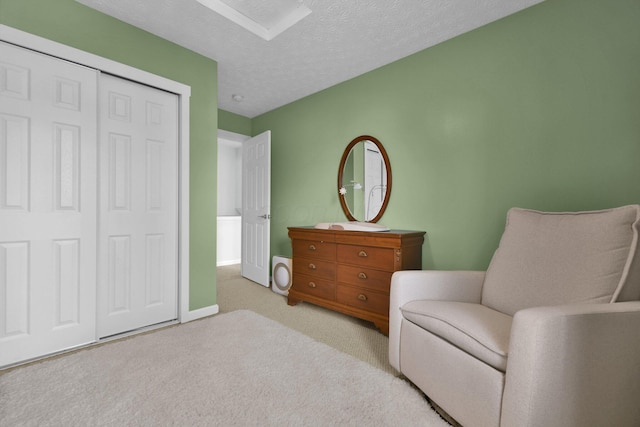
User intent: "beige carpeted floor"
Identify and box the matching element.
[218,265,459,427]
[217,264,395,374]
[0,308,452,426]
[0,265,458,426]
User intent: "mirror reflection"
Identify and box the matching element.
[338,136,391,223]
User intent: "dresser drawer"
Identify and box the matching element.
[336,264,392,293]
[292,257,335,280]
[336,285,389,316]
[292,239,336,261]
[337,244,395,270]
[292,274,336,300]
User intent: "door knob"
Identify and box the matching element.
[259,214,271,219]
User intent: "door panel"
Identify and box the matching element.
[0,41,98,367]
[97,74,178,338]
[241,131,271,286]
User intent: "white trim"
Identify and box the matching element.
[0,25,190,96]
[218,129,250,143]
[180,304,219,323]
[178,98,192,323]
[0,25,209,327]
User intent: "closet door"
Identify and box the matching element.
[98,74,178,338]
[0,42,98,367]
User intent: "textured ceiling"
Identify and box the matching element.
[77,0,545,118]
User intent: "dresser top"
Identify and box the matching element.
[288,226,426,247]
[288,226,424,235]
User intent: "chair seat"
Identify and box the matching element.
[401,300,512,371]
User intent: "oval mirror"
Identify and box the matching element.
[338,135,391,223]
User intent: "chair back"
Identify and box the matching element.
[482,205,640,316]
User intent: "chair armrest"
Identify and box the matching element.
[388,270,485,370]
[502,301,640,427]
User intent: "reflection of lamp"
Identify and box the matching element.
[339,180,362,195]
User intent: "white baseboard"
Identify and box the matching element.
[181,304,219,323]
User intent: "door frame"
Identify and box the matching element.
[0,25,212,325]
[217,130,249,267]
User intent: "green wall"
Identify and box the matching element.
[0,0,219,309]
[219,109,252,136]
[253,0,640,270]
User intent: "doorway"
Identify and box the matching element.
[217,130,248,267]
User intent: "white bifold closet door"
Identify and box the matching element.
[0,41,98,366]
[0,42,179,367]
[97,74,178,339]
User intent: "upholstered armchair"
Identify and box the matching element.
[389,206,640,427]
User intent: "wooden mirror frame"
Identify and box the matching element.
[337,135,392,223]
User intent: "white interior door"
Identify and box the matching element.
[241,131,271,286]
[97,74,178,338]
[0,42,98,366]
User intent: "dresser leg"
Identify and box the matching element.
[287,296,301,306]
[373,320,389,336]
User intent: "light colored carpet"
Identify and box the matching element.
[217,264,394,374]
[0,310,449,426]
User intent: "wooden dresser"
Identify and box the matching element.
[287,227,425,335]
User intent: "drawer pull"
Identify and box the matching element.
[308,263,316,270]
[308,282,317,288]
[358,272,367,280]
[308,244,317,251]
[357,293,368,301]
[358,250,368,257]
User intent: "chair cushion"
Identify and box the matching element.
[482,205,640,316]
[401,300,512,372]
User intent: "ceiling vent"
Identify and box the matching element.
[196,0,311,41]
